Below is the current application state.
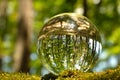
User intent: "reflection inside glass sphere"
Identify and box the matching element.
[37,13,102,75]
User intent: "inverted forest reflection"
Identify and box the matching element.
[38,13,102,75]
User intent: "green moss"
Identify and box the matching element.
[57,66,120,80]
[0,67,120,80]
[0,72,41,80]
[42,66,120,80]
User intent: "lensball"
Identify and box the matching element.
[37,13,102,75]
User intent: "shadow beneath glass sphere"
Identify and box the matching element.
[41,73,58,80]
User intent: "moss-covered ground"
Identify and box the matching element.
[0,66,120,80]
[0,72,41,80]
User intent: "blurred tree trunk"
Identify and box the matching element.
[83,0,88,17]
[13,0,33,73]
[0,0,8,70]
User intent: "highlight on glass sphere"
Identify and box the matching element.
[37,13,102,75]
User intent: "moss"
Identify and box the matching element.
[0,67,120,80]
[0,72,41,80]
[57,66,120,80]
[43,66,120,80]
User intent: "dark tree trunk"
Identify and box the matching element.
[83,0,88,17]
[13,0,33,73]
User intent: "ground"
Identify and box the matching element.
[0,66,120,80]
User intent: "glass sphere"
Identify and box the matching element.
[37,13,102,75]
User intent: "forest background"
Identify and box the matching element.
[0,0,120,76]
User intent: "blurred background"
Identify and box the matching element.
[0,0,120,76]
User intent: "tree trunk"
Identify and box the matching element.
[13,0,33,73]
[0,0,8,71]
[83,0,88,17]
